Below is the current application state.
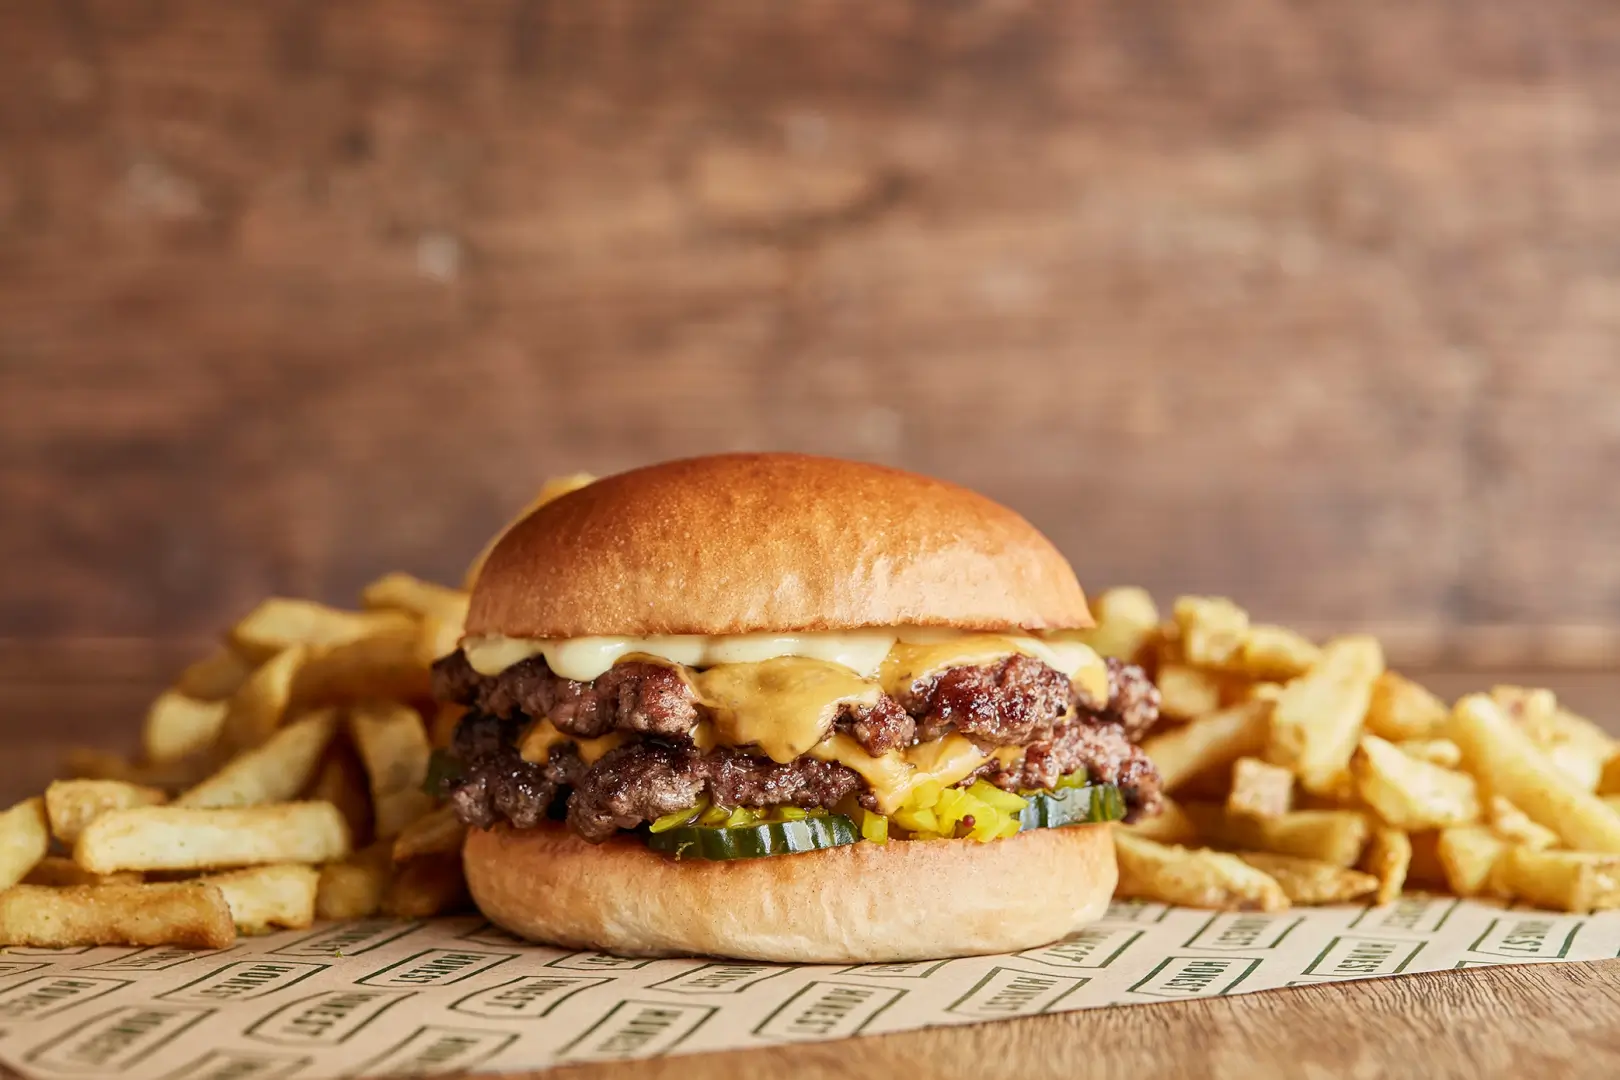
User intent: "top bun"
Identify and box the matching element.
[466,453,1091,639]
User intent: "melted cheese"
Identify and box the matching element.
[463,630,900,682]
[517,720,629,767]
[690,658,882,764]
[809,731,988,814]
[880,631,1110,703]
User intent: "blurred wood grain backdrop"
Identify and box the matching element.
[4,0,1620,748]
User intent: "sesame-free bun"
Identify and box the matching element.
[466,453,1091,639]
[462,821,1116,962]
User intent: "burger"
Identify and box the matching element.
[432,453,1162,962]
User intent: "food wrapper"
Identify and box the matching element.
[3,900,1616,1078]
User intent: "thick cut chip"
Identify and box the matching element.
[1235,852,1379,904]
[1361,827,1412,905]
[177,711,338,808]
[1140,700,1272,791]
[175,648,255,702]
[393,804,467,861]
[1173,596,1250,669]
[0,798,49,890]
[0,883,235,949]
[1122,796,1199,846]
[1397,739,1463,769]
[1266,635,1384,794]
[350,703,435,839]
[1183,804,1370,867]
[307,738,375,848]
[1350,735,1479,830]
[45,780,168,844]
[1071,587,1160,663]
[229,599,418,663]
[1491,686,1614,791]
[1227,757,1294,820]
[1405,830,1446,888]
[316,843,394,920]
[362,573,470,624]
[1491,846,1620,912]
[143,692,229,764]
[223,646,306,750]
[383,852,471,917]
[1114,831,1288,911]
[1486,796,1559,850]
[22,856,141,888]
[1449,694,1620,853]
[1365,672,1448,742]
[1235,625,1320,681]
[1156,664,1225,722]
[74,802,350,874]
[1436,825,1504,898]
[202,864,319,934]
[292,629,433,710]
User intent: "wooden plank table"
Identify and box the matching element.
[3,655,1618,1078]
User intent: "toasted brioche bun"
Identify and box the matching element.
[466,453,1091,639]
[463,822,1116,962]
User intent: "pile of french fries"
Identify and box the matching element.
[1084,589,1620,913]
[0,574,478,949]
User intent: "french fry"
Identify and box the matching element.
[1490,686,1613,791]
[1604,794,1620,817]
[1361,827,1411,905]
[1365,671,1448,742]
[1155,664,1225,722]
[174,647,254,702]
[1266,635,1383,794]
[229,598,418,664]
[350,703,435,839]
[1072,587,1160,663]
[1113,831,1288,911]
[393,804,467,861]
[1601,754,1620,796]
[1140,700,1272,791]
[60,748,211,790]
[1172,596,1250,669]
[0,798,49,890]
[1397,738,1463,769]
[361,573,470,625]
[142,692,229,764]
[1183,804,1370,867]
[1491,846,1620,912]
[1350,735,1479,830]
[1122,796,1200,846]
[202,864,319,933]
[223,645,306,750]
[308,738,375,847]
[45,780,168,844]
[0,883,235,949]
[1235,625,1320,681]
[316,842,393,920]
[1437,825,1504,898]
[464,472,596,589]
[1235,852,1378,904]
[1486,796,1559,850]
[1405,830,1446,888]
[74,802,350,874]
[177,711,338,808]
[1449,694,1620,853]
[384,852,473,917]
[1227,757,1294,820]
[291,629,433,710]
[23,856,142,888]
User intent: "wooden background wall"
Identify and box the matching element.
[4,1,1620,690]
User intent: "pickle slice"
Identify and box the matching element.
[644,814,861,861]
[1018,783,1127,830]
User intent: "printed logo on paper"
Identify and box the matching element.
[25,1005,213,1073]
[358,948,514,988]
[155,1049,312,1080]
[246,988,416,1046]
[1184,913,1303,951]
[755,981,904,1040]
[1019,927,1144,969]
[558,1000,716,1062]
[451,975,611,1020]
[0,962,48,984]
[649,963,789,994]
[1304,936,1426,978]
[158,961,327,1005]
[947,967,1088,1018]
[838,959,954,978]
[1129,956,1262,998]
[1103,899,1171,923]
[1351,895,1458,935]
[1470,915,1585,959]
[85,945,236,972]
[353,1024,517,1077]
[271,919,422,959]
[0,976,129,1021]
[546,952,657,972]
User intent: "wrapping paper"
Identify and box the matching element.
[2,899,1615,1078]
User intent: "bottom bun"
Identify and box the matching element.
[462,822,1116,962]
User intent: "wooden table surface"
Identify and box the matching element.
[3,667,1619,1078]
